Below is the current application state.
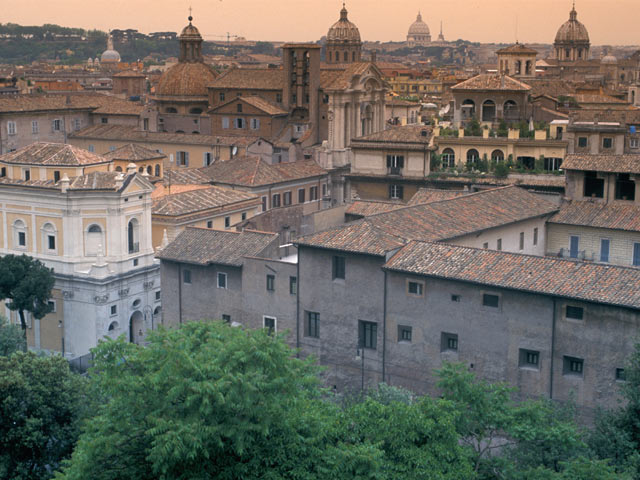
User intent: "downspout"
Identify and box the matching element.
[549,297,557,399]
[178,263,183,325]
[295,250,300,354]
[382,269,388,383]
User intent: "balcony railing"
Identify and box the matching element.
[556,248,591,261]
[387,167,403,176]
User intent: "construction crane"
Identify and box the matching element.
[206,32,239,47]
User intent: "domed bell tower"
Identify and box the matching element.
[179,15,203,63]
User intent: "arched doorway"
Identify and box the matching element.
[129,311,144,344]
[467,149,479,166]
[442,148,455,168]
[491,149,504,163]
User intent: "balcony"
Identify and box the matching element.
[387,166,403,176]
[555,248,592,261]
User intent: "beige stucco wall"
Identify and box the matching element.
[352,148,430,177]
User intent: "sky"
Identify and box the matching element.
[4,0,639,46]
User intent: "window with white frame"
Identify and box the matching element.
[74,118,81,130]
[31,121,39,134]
[263,316,276,335]
[52,119,62,131]
[13,219,27,249]
[41,222,57,253]
[217,272,227,289]
[250,118,260,130]
[631,138,640,149]
[204,152,213,166]
[176,151,189,167]
[7,121,16,135]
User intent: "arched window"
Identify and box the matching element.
[115,166,123,172]
[515,60,521,75]
[155,164,161,177]
[189,107,203,114]
[481,100,496,122]
[138,166,144,173]
[491,149,504,162]
[166,107,177,114]
[442,148,455,168]
[147,165,152,174]
[13,219,27,249]
[461,99,475,119]
[41,222,57,253]
[466,149,479,166]
[503,100,518,121]
[525,61,532,75]
[128,218,139,254]
[86,224,104,256]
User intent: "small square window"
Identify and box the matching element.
[47,300,56,313]
[578,137,588,148]
[183,269,192,284]
[207,220,213,228]
[407,280,424,296]
[441,332,458,352]
[155,291,161,301]
[217,272,227,289]
[398,325,412,342]
[483,293,500,308]
[266,274,275,291]
[306,311,319,338]
[451,294,461,302]
[566,305,584,320]
[563,356,584,377]
[110,305,117,316]
[133,258,139,267]
[616,368,626,381]
[289,276,297,295]
[483,242,489,249]
[519,348,540,369]
[222,314,231,324]
[603,137,613,149]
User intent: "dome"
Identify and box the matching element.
[327,5,361,43]
[408,12,431,36]
[554,6,589,44]
[601,53,618,65]
[101,49,121,63]
[156,62,218,98]
[180,18,202,40]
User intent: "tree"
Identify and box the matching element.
[0,254,55,334]
[0,314,26,356]
[0,352,85,480]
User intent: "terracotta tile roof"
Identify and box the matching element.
[527,79,577,99]
[208,68,284,90]
[407,188,467,206]
[151,183,209,199]
[71,124,261,147]
[562,154,640,174]
[549,201,640,233]
[0,142,111,166]
[156,62,218,98]
[103,143,166,162]
[0,93,143,115]
[209,95,287,116]
[201,157,327,187]
[156,227,278,266]
[152,186,258,216]
[112,70,146,78]
[0,171,150,192]
[345,200,407,217]
[452,74,531,92]
[384,241,640,310]
[573,94,628,105]
[496,43,538,55]
[297,186,558,256]
[320,62,377,90]
[162,168,211,185]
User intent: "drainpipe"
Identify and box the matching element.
[382,269,388,383]
[178,263,183,325]
[549,297,557,399]
[295,250,300,354]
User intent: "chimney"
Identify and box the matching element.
[126,162,137,175]
[115,172,125,189]
[371,50,377,63]
[60,173,70,193]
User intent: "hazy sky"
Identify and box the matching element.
[5,0,639,45]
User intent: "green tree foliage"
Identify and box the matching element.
[0,352,85,480]
[464,118,482,137]
[0,254,55,334]
[0,315,26,356]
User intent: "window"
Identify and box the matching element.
[217,272,227,289]
[603,137,613,149]
[389,185,403,200]
[451,294,461,302]
[441,332,458,352]
[266,274,275,291]
[615,173,635,200]
[143,118,149,130]
[219,92,225,102]
[234,118,245,129]
[633,243,640,267]
[272,193,281,208]
[53,119,61,131]
[47,300,56,313]
[283,191,292,206]
[109,146,116,151]
[204,152,213,166]
[110,305,117,316]
[358,320,377,350]
[88,144,95,152]
[577,136,588,148]
[298,188,306,203]
[533,228,538,246]
[23,169,30,181]
[45,226,56,251]
[309,186,318,201]
[566,305,584,320]
[407,280,424,296]
[398,325,412,342]
[155,291,161,301]
[322,183,328,198]
[207,220,213,228]
[222,314,231,323]
[0,167,5,177]
[261,196,267,212]
[241,212,247,221]
[519,349,540,369]
[631,138,640,149]
[222,117,230,129]
[31,121,38,134]
[519,232,524,250]
[483,242,489,249]
[497,238,502,251]
[127,219,139,253]
[276,93,282,103]
[600,238,610,263]
[176,151,189,167]
[53,170,60,183]
[183,269,192,284]
[483,293,500,308]
[7,121,16,135]
[250,118,260,130]
[14,220,26,248]
[616,368,626,381]
[569,235,580,258]
[101,117,108,124]
[263,316,276,335]
[224,216,230,229]
[563,356,584,377]
[237,103,243,113]
[306,311,319,338]
[332,255,345,280]
[289,276,297,295]
[74,118,81,130]
[386,155,405,173]
[584,171,604,198]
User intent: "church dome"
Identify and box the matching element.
[101,49,121,63]
[327,5,361,43]
[554,6,589,44]
[157,62,217,98]
[408,12,431,36]
[601,53,618,65]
